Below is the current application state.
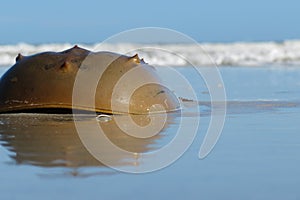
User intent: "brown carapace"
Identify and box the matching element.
[0,46,180,114]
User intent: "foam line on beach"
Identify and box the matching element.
[1,40,300,67]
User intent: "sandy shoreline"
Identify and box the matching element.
[1,66,300,199]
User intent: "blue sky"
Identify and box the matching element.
[1,0,299,44]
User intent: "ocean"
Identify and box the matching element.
[1,40,300,67]
[0,42,300,199]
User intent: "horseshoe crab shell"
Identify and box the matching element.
[0,46,180,114]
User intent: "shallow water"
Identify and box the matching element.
[1,66,300,199]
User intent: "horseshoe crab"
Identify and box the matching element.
[0,46,180,114]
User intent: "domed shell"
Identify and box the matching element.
[0,46,180,114]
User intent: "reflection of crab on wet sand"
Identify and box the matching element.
[0,46,182,175]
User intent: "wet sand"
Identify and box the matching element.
[1,66,300,199]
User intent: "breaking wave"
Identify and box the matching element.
[1,40,300,67]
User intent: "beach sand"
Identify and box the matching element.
[0,66,300,199]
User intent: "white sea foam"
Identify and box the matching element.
[1,40,300,67]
